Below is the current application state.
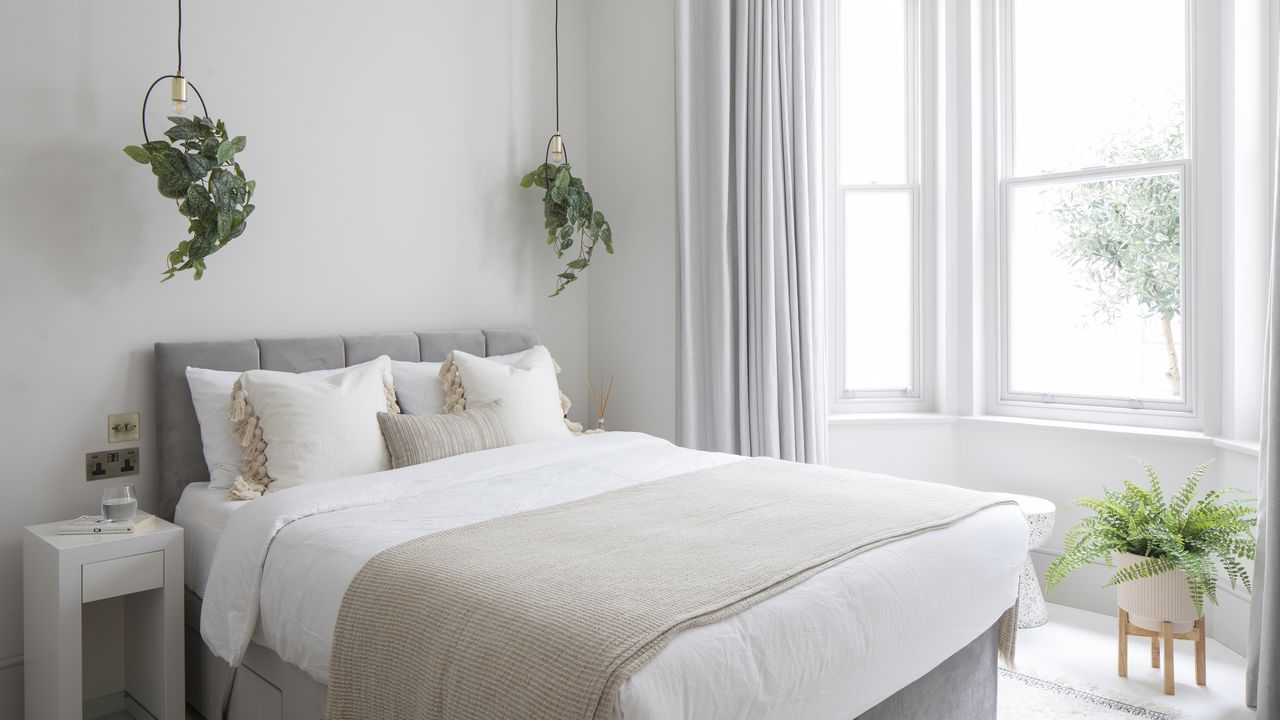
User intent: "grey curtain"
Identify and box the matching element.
[675,0,826,463]
[1249,27,1280,711]
[1248,66,1280,714]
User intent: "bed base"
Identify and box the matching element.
[186,591,997,720]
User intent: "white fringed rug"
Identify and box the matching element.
[999,668,1178,719]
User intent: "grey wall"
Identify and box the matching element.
[0,0,591,711]
[585,0,679,440]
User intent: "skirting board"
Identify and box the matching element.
[1030,549,1251,657]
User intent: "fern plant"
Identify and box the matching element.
[1045,459,1256,615]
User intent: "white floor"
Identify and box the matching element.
[1019,603,1256,719]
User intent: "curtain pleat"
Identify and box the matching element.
[676,0,826,463]
[1247,40,1280,713]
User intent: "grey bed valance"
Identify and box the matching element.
[153,328,540,519]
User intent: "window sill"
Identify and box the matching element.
[827,413,1260,456]
[958,414,1212,442]
[827,412,957,426]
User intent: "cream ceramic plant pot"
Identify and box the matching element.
[1115,552,1201,634]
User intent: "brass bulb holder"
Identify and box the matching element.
[549,133,566,164]
[170,75,189,114]
[170,75,188,104]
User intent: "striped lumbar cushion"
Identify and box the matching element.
[377,403,509,468]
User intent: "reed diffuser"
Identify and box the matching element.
[586,375,614,433]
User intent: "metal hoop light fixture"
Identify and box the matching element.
[139,0,211,143]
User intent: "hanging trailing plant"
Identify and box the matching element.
[123,0,253,281]
[521,0,613,297]
[520,162,612,297]
[124,117,254,281]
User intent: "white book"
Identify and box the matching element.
[58,512,156,535]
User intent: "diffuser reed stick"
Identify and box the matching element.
[587,375,614,431]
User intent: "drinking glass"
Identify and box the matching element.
[101,485,138,522]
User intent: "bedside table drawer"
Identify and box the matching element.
[82,550,164,603]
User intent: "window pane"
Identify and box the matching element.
[839,0,908,184]
[1011,0,1185,175]
[1007,172,1183,400]
[844,191,913,391]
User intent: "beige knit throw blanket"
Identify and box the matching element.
[326,458,1018,720]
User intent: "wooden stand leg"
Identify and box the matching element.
[1195,617,1206,686]
[1118,609,1129,678]
[1162,621,1175,695]
[1151,636,1160,668]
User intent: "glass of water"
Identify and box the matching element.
[101,485,138,522]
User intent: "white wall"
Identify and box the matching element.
[0,0,591,711]
[584,0,679,441]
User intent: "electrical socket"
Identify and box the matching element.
[85,448,139,481]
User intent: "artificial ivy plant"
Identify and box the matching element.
[520,162,613,297]
[124,116,254,281]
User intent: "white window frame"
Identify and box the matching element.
[826,0,938,414]
[983,0,1217,430]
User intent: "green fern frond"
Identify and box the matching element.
[1170,460,1212,518]
[1105,556,1176,586]
[1047,458,1255,614]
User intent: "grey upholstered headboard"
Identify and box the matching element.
[154,328,540,520]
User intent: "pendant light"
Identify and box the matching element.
[140,0,209,142]
[543,0,567,172]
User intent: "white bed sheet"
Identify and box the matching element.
[199,432,1027,720]
[173,482,242,596]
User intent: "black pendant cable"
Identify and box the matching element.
[140,0,208,143]
[543,0,567,183]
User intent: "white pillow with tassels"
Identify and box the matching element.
[227,357,399,499]
[186,357,395,491]
[444,346,572,444]
[439,348,583,434]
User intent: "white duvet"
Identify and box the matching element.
[200,432,1027,720]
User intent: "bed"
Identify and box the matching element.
[157,328,1027,720]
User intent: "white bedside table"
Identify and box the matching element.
[24,515,184,720]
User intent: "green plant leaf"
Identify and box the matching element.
[122,145,151,164]
[184,153,214,177]
[215,138,237,165]
[164,123,202,142]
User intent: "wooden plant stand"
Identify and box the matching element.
[1117,608,1206,695]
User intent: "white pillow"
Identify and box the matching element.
[451,346,571,444]
[185,357,392,489]
[235,361,394,494]
[186,367,248,489]
[389,360,445,416]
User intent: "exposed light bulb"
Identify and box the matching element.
[550,134,565,165]
[170,75,189,116]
